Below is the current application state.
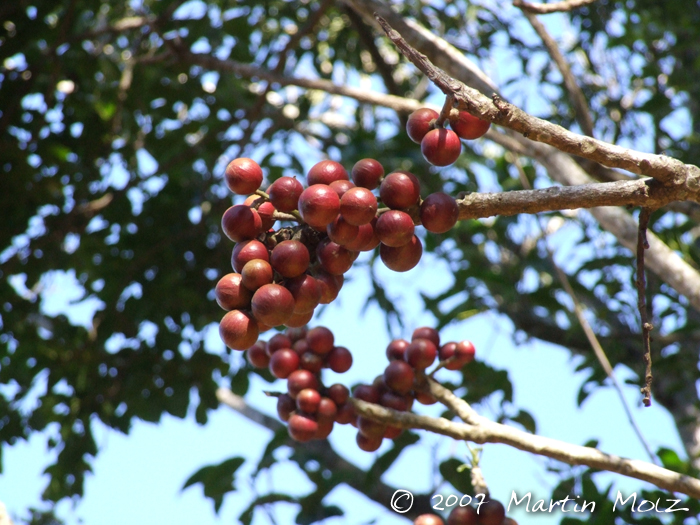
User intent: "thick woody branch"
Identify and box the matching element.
[216,388,433,519]
[350,392,700,499]
[513,0,597,14]
[375,15,700,190]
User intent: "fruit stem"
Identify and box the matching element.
[255,189,270,199]
[434,94,457,129]
[262,391,283,397]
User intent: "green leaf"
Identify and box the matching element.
[182,457,245,513]
[439,458,473,494]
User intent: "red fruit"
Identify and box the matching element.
[353,383,381,404]
[334,402,356,424]
[293,339,309,355]
[340,187,378,226]
[241,259,274,291]
[285,326,308,343]
[246,341,270,368]
[287,369,320,398]
[375,210,415,247]
[300,351,324,373]
[225,158,263,195]
[379,391,411,412]
[415,390,437,405]
[327,345,353,373]
[406,338,437,369]
[244,195,277,230]
[439,341,476,370]
[327,383,350,405]
[306,326,334,355]
[327,215,359,245]
[271,240,310,278]
[276,394,296,422]
[359,219,381,252]
[379,171,421,210]
[351,158,384,190]
[406,108,439,144]
[384,426,403,439]
[455,340,476,363]
[450,110,491,140]
[269,348,300,379]
[221,205,263,242]
[380,235,423,272]
[386,339,409,361]
[357,416,386,438]
[414,514,445,525]
[421,128,462,166]
[383,360,415,395]
[215,273,253,310]
[298,184,341,229]
[232,240,269,273]
[412,327,440,348]
[268,176,304,212]
[502,519,519,525]
[267,333,293,355]
[288,413,318,442]
[316,238,355,275]
[476,500,505,525]
[296,388,322,413]
[356,432,383,452]
[283,309,314,328]
[420,192,459,233]
[329,179,355,198]
[251,283,295,326]
[447,506,478,525]
[317,397,338,419]
[344,222,375,251]
[314,417,334,439]
[286,274,322,313]
[315,270,343,304]
[307,160,349,186]
[219,310,259,350]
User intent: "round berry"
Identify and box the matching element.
[232,240,269,273]
[447,505,478,525]
[225,158,263,195]
[271,240,310,278]
[412,327,440,348]
[215,273,253,311]
[287,369,320,398]
[269,348,300,379]
[286,274,323,314]
[327,345,353,373]
[307,160,349,186]
[241,258,274,291]
[288,413,318,442]
[450,110,491,140]
[351,158,384,189]
[276,394,296,422]
[386,339,409,361]
[477,499,505,525]
[296,388,322,413]
[420,192,459,234]
[380,171,421,210]
[268,176,304,213]
[316,238,355,275]
[219,310,259,350]
[306,326,334,355]
[246,341,270,368]
[375,210,415,247]
[379,235,423,272]
[340,187,378,226]
[251,283,295,326]
[421,128,462,167]
[221,205,263,242]
[414,514,445,525]
[298,184,341,229]
[383,360,415,395]
[406,108,439,144]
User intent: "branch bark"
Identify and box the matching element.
[513,0,598,14]
[350,379,700,499]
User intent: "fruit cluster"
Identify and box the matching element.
[350,326,475,452]
[217,156,462,349]
[407,108,490,167]
[244,325,354,441]
[414,499,517,525]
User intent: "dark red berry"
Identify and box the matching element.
[421,128,462,166]
[351,158,384,190]
[246,341,270,368]
[447,505,478,525]
[215,273,253,311]
[307,160,349,186]
[406,108,439,144]
[386,339,409,361]
[383,360,415,395]
[379,235,423,272]
[340,187,378,226]
[232,240,269,273]
[276,394,296,422]
[225,158,263,195]
[375,210,415,247]
[251,283,295,326]
[269,348,300,379]
[476,499,505,525]
[271,240,310,278]
[241,258,274,291]
[288,413,318,442]
[306,326,334,355]
[327,345,353,373]
[380,171,421,210]
[219,310,259,350]
[268,176,304,212]
[286,274,322,314]
[296,388,322,413]
[420,192,459,234]
[412,327,440,348]
[356,431,383,452]
[298,184,341,229]
[450,110,491,140]
[316,238,355,275]
[222,205,263,242]
[287,369,320,398]
[327,384,350,405]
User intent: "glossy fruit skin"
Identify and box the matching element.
[334,402,356,424]
[327,215,359,245]
[406,108,439,143]
[317,397,338,419]
[439,340,476,370]
[298,184,341,229]
[450,110,491,140]
[296,388,322,413]
[315,270,343,304]
[353,384,381,404]
[276,394,296,422]
[327,383,350,405]
[380,171,421,210]
[344,222,375,251]
[307,160,349,185]
[269,348,300,379]
[379,235,423,272]
[268,176,303,212]
[412,327,440,348]
[219,310,259,350]
[221,205,263,242]
[420,192,459,233]
[232,240,269,273]
[375,210,415,247]
[244,194,276,230]
[267,333,293,354]
[251,283,295,326]
[225,157,263,195]
[288,413,318,442]
[241,259,274,291]
[329,179,355,198]
[286,274,322,313]
[306,326,335,354]
[386,339,409,361]
[379,391,411,412]
[357,416,386,438]
[356,432,383,452]
[283,309,314,328]
[300,351,324,374]
[476,499,505,525]
[327,345,353,373]
[316,238,355,275]
[421,128,462,166]
[215,273,253,310]
[383,360,415,395]
[271,240,310,278]
[414,514,445,525]
[286,326,308,343]
[340,187,378,226]
[351,158,384,189]
[246,341,270,368]
[447,505,478,525]
[287,369,320,398]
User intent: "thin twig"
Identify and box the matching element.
[637,208,654,407]
[513,0,597,14]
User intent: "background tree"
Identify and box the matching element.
[2,0,700,523]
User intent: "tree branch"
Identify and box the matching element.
[216,388,432,519]
[350,383,700,499]
[513,0,598,14]
[637,209,654,407]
